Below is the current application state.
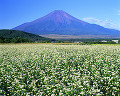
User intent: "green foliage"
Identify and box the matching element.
[0,37,31,43]
[57,40,61,43]
[118,39,120,44]
[44,40,51,43]
[0,44,119,95]
[0,29,54,43]
[64,39,118,44]
[84,41,116,44]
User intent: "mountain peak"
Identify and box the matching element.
[52,10,65,12]
[28,10,86,25]
[50,10,70,17]
[12,10,120,38]
[45,10,86,24]
[51,10,67,14]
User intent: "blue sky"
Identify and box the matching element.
[0,0,120,30]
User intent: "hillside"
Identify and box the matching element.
[0,29,54,41]
[12,10,120,38]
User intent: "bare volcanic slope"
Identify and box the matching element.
[12,10,120,38]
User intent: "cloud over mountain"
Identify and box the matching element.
[118,10,120,15]
[82,17,120,30]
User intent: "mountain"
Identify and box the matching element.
[0,29,54,41]
[12,10,120,38]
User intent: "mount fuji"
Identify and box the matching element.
[12,10,120,38]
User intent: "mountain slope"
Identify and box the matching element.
[12,10,120,38]
[0,29,53,41]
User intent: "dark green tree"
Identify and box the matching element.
[118,40,120,44]
[16,37,23,43]
[57,40,61,43]
[11,38,17,43]
[0,37,4,43]
[4,38,10,43]
[23,38,30,43]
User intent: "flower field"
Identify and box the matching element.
[0,44,120,95]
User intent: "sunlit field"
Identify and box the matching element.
[0,44,119,95]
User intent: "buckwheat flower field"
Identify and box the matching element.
[0,44,120,95]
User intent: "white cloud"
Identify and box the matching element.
[118,10,120,15]
[82,17,120,30]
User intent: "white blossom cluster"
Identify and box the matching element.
[0,44,119,95]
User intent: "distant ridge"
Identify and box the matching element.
[12,10,120,38]
[0,29,53,41]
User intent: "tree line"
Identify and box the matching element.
[0,37,55,43]
[0,37,31,43]
[1,36,120,44]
